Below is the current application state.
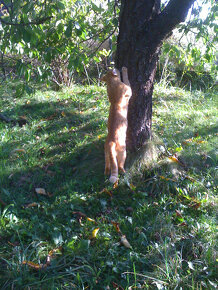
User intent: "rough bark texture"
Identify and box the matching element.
[115,0,196,152]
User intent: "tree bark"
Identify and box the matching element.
[115,0,196,152]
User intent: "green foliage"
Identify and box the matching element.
[0,0,217,91]
[158,0,217,89]
[0,81,217,288]
[0,0,117,89]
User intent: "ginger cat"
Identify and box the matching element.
[101,67,132,183]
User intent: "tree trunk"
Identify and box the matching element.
[115,0,195,152]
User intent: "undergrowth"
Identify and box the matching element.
[0,80,217,289]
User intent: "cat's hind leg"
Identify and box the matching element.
[108,141,118,183]
[117,145,126,174]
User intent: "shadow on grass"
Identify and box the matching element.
[0,87,217,288]
[0,98,107,206]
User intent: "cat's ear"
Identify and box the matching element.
[112,68,121,79]
[111,68,118,76]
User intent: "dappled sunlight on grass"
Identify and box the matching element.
[0,82,217,288]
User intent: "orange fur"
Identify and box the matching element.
[101,67,132,183]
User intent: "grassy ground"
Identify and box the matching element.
[0,80,217,289]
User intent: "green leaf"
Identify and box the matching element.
[23,29,32,43]
[78,240,90,251]
[65,20,73,37]
[57,1,65,10]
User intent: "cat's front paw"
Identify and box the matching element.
[122,67,128,73]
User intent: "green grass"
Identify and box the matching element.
[0,80,217,289]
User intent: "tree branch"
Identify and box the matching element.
[0,16,52,26]
[153,0,196,41]
[89,26,117,58]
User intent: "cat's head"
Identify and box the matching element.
[100,68,120,82]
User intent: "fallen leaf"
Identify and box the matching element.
[72,211,86,225]
[99,188,113,197]
[72,211,86,218]
[113,180,119,189]
[39,148,45,155]
[183,138,206,145]
[196,140,206,144]
[8,241,19,247]
[175,210,183,218]
[111,221,121,233]
[168,156,185,167]
[120,235,132,249]
[91,227,100,239]
[87,217,96,222]
[43,114,57,121]
[168,156,180,164]
[185,176,196,182]
[48,247,62,257]
[35,188,47,195]
[112,282,124,290]
[189,201,201,209]
[178,222,187,227]
[160,175,176,182]
[22,261,46,270]
[25,202,39,208]
[46,247,62,265]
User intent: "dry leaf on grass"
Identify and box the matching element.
[22,247,62,270]
[175,210,183,218]
[35,188,47,195]
[168,155,186,167]
[99,188,113,197]
[72,211,86,224]
[46,247,62,265]
[25,202,39,208]
[87,217,96,222]
[113,179,119,189]
[111,221,121,234]
[22,261,47,270]
[189,201,202,209]
[90,227,100,239]
[178,222,187,227]
[160,175,176,182]
[185,175,196,182]
[120,235,132,249]
[168,156,181,164]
